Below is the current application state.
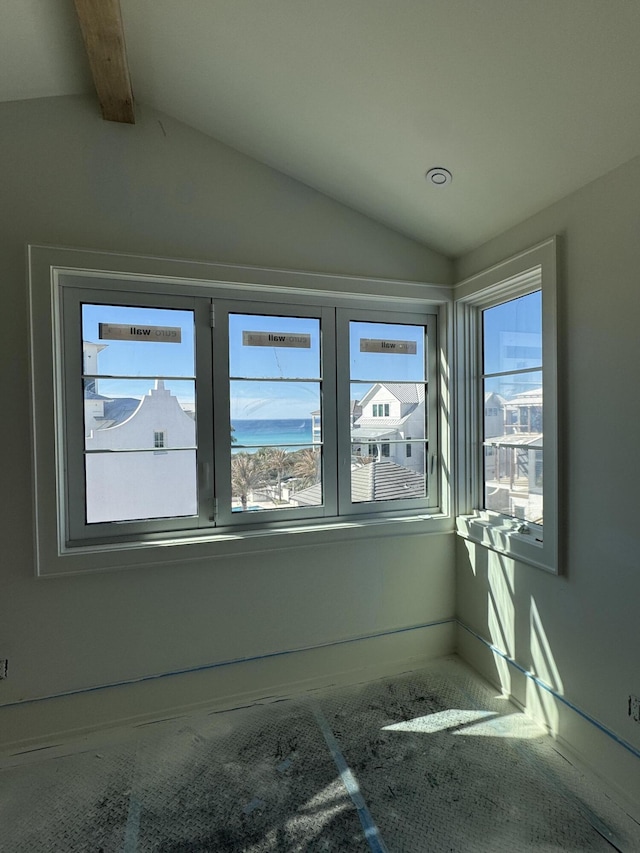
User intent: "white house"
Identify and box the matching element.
[483,387,543,522]
[83,345,197,523]
[350,382,425,475]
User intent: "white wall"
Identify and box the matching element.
[455,154,640,807]
[0,95,454,745]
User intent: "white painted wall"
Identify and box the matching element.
[0,95,454,745]
[455,154,640,807]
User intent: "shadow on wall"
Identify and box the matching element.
[461,540,564,736]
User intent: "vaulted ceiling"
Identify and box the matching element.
[3,1,640,256]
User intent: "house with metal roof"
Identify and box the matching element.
[350,382,425,475]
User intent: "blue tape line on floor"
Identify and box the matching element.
[122,794,141,853]
[310,700,389,853]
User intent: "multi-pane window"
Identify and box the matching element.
[455,236,558,574]
[49,283,439,551]
[482,291,543,525]
[77,303,197,529]
[227,311,323,515]
[343,314,435,510]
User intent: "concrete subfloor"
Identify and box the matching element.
[1,656,639,852]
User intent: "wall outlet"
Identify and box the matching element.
[0,659,7,679]
[629,695,640,723]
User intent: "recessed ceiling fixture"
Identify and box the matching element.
[425,167,452,186]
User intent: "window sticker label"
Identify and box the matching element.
[242,331,311,348]
[360,338,417,354]
[99,323,182,342]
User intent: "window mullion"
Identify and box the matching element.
[194,298,216,527]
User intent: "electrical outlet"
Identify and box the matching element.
[0,659,7,679]
[629,695,640,723]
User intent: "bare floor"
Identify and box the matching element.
[1,657,639,852]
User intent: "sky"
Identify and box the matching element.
[82,305,428,420]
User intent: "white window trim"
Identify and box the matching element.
[454,237,559,574]
[28,245,453,577]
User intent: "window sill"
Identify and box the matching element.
[40,513,454,577]
[456,511,557,574]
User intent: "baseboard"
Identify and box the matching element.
[456,621,640,819]
[0,620,455,755]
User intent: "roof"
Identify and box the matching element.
[90,397,142,429]
[290,460,424,505]
[485,433,543,447]
[507,388,543,406]
[351,426,402,440]
[351,461,425,502]
[358,383,425,408]
[484,391,507,406]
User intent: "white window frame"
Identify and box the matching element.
[454,237,559,574]
[29,245,453,577]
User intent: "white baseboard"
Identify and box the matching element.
[0,620,455,755]
[456,622,640,820]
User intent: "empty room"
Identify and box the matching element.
[1,2,640,850]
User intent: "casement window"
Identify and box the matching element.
[455,238,559,574]
[29,247,445,575]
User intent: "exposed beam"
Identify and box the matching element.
[73,0,134,123]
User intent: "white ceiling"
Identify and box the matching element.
[3,1,640,257]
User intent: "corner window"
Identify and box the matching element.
[482,290,543,525]
[29,248,445,575]
[455,238,558,573]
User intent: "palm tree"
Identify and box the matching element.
[256,447,293,503]
[231,453,264,511]
[292,448,321,489]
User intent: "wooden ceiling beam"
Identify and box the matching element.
[73,0,134,123]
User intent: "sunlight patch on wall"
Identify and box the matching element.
[527,596,564,735]
[487,551,515,694]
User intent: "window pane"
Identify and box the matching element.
[483,291,542,376]
[349,321,425,382]
[483,373,542,440]
[81,304,195,378]
[229,314,320,379]
[230,381,320,447]
[350,382,426,442]
[232,446,322,512]
[350,444,426,503]
[81,305,198,524]
[85,450,197,523]
[483,365,543,524]
[484,446,543,525]
[348,320,428,506]
[84,379,196,450]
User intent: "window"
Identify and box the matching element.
[372,403,390,417]
[455,237,558,573]
[340,311,437,510]
[29,247,445,575]
[482,290,542,524]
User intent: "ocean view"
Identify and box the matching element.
[231,418,314,450]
